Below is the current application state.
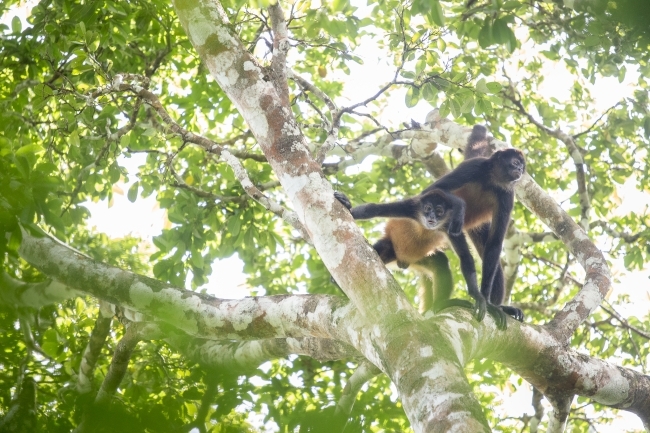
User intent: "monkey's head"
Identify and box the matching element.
[417,190,452,230]
[491,148,526,184]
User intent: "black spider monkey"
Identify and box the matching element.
[336,125,526,329]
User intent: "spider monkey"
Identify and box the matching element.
[336,125,526,329]
[335,188,485,315]
[335,189,464,266]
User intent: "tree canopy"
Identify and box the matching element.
[1,0,649,432]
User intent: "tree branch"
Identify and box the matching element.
[268,2,291,105]
[503,81,591,230]
[76,307,113,394]
[0,273,79,308]
[335,361,381,416]
[591,220,644,243]
[15,226,650,424]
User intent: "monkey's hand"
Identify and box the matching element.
[447,215,464,237]
[473,295,487,324]
[334,191,352,211]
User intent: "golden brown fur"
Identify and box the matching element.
[385,218,448,265]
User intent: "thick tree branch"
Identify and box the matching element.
[268,2,291,105]
[94,323,141,405]
[15,226,650,425]
[529,387,544,433]
[168,336,361,370]
[17,227,350,342]
[546,394,573,433]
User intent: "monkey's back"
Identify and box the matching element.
[384,218,448,265]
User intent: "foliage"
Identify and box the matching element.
[1,0,649,432]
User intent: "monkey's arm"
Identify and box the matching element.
[427,159,486,193]
[446,233,486,322]
[480,193,512,299]
[334,192,418,220]
[442,191,466,236]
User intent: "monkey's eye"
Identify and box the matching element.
[423,204,433,213]
[435,206,444,216]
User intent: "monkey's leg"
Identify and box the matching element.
[490,263,524,322]
[444,233,488,322]
[415,252,453,314]
[373,238,397,264]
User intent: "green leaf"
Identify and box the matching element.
[476,78,490,94]
[70,131,81,148]
[227,215,242,237]
[437,38,446,53]
[41,329,59,358]
[502,1,521,10]
[475,98,493,115]
[459,94,475,113]
[428,0,445,27]
[15,144,44,157]
[11,16,21,34]
[7,226,22,250]
[492,18,514,45]
[191,252,204,269]
[449,99,461,118]
[485,82,502,94]
[405,87,420,108]
[439,100,451,118]
[331,0,348,12]
[478,22,493,48]
[422,82,436,101]
[127,181,139,203]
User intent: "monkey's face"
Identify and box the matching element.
[419,200,449,230]
[495,149,526,183]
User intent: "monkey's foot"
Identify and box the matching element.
[500,305,524,322]
[396,260,410,269]
[486,303,508,330]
